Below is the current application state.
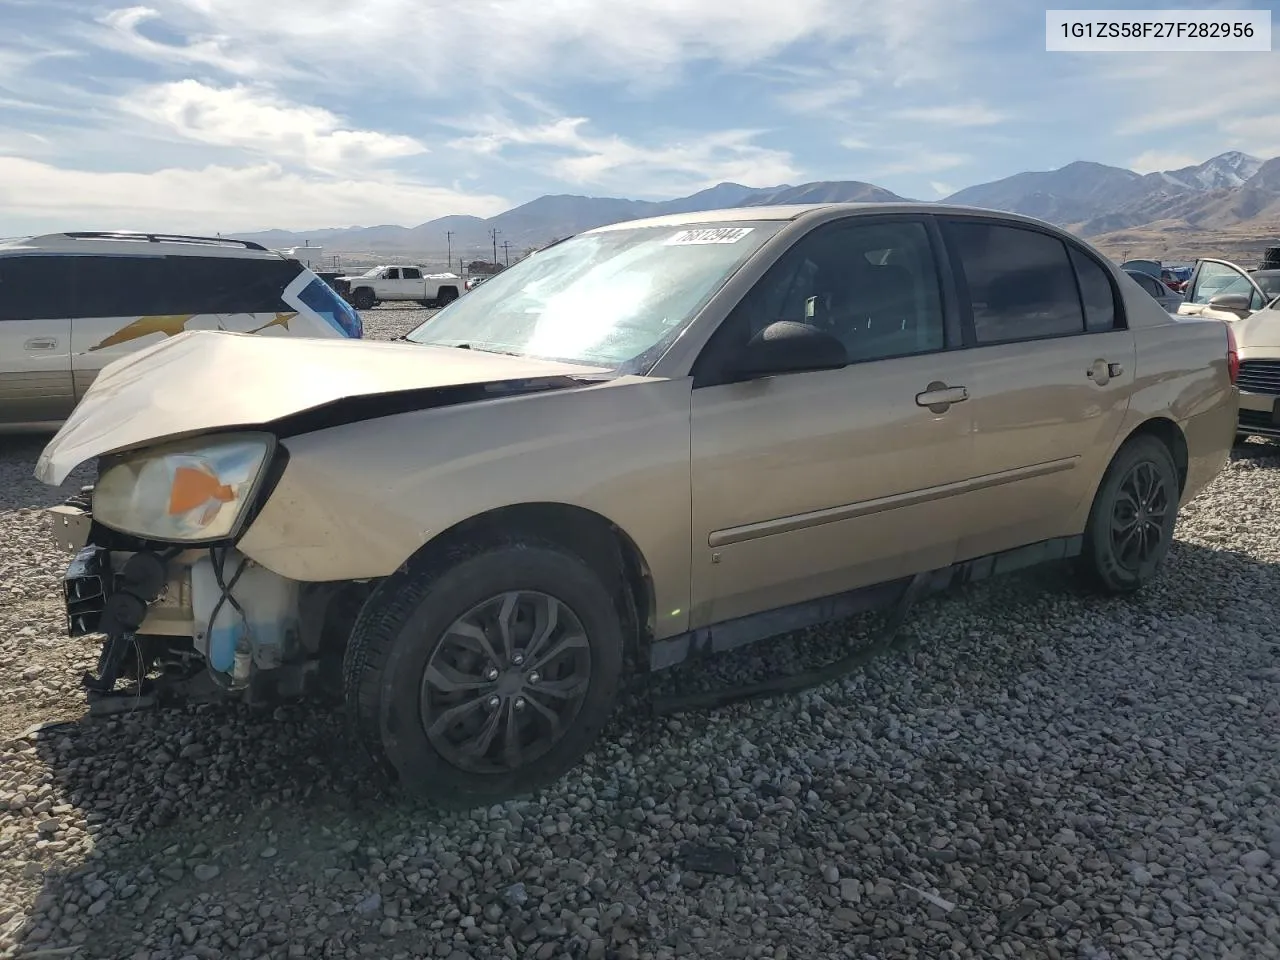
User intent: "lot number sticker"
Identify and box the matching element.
[665,227,755,245]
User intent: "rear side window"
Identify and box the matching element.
[72,255,299,316]
[944,221,1085,344]
[402,267,422,280]
[1070,248,1121,331]
[0,255,76,321]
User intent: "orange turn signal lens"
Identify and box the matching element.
[168,464,234,516]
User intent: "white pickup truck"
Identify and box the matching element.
[332,266,463,310]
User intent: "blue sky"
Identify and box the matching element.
[0,0,1277,233]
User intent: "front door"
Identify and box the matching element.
[688,216,975,627]
[936,217,1137,560]
[0,255,75,426]
[1180,259,1267,322]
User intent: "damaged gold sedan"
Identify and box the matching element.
[38,203,1238,805]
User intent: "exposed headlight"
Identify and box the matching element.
[93,434,275,542]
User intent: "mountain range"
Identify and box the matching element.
[238,151,1280,260]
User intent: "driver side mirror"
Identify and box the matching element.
[732,321,848,380]
[1208,293,1251,318]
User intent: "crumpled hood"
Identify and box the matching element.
[1232,306,1280,351]
[36,330,609,485]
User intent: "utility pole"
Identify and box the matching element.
[446,231,454,273]
[501,240,512,266]
[489,228,500,264]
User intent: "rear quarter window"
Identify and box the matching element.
[1069,248,1123,330]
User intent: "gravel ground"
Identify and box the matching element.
[0,306,1277,959]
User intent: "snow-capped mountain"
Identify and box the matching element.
[1162,151,1262,191]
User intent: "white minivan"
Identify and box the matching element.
[0,231,363,429]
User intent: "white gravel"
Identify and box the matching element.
[0,305,1278,959]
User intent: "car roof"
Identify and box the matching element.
[583,201,1070,234]
[0,231,284,259]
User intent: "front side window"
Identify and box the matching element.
[698,218,945,382]
[1190,262,1255,305]
[405,221,782,371]
[0,255,76,321]
[944,221,1085,344]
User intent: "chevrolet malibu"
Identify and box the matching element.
[36,203,1238,805]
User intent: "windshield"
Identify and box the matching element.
[359,266,382,278]
[1255,273,1280,302]
[404,221,781,370]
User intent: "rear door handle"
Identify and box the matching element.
[916,382,969,412]
[1087,359,1124,383]
[24,337,58,350]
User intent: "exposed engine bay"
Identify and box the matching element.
[53,486,368,715]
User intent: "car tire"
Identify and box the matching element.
[1077,434,1180,595]
[1234,432,1250,447]
[352,288,375,310]
[343,539,626,807]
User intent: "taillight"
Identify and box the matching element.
[1225,323,1239,384]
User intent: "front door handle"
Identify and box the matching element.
[24,337,58,350]
[916,381,969,413]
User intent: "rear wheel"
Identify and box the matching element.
[1077,435,1180,594]
[352,287,375,310]
[343,540,625,806]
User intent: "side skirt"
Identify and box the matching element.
[648,535,1083,671]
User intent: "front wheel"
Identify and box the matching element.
[343,541,625,806]
[351,287,375,310]
[1077,435,1180,594]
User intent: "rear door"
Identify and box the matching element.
[937,216,1137,560]
[1180,258,1267,321]
[0,255,75,425]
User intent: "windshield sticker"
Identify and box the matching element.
[665,227,755,245]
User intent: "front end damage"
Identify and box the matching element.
[52,491,367,715]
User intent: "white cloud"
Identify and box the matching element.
[94,6,272,78]
[0,156,507,233]
[895,101,1008,127]
[91,0,898,93]
[929,181,955,197]
[866,152,970,177]
[1105,52,1280,158]
[767,0,992,115]
[1128,150,1203,174]
[449,115,799,194]
[121,80,426,173]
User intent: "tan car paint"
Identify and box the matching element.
[38,203,1237,648]
[237,376,696,640]
[36,332,611,486]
